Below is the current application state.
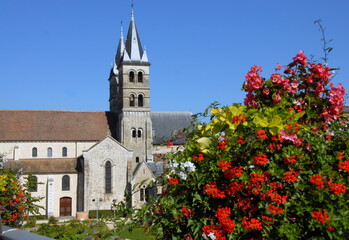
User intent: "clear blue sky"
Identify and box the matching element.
[1,0,348,114]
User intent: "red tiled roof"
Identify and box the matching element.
[5,158,78,174]
[0,110,116,141]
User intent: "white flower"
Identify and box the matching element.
[249,165,255,168]
[181,161,196,172]
[208,232,216,240]
[178,171,188,180]
[169,160,179,170]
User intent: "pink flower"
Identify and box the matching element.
[315,83,325,96]
[292,50,308,66]
[244,65,264,93]
[273,94,281,105]
[311,63,332,82]
[275,63,282,71]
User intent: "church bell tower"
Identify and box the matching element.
[109,9,153,169]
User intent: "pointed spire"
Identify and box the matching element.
[125,8,147,62]
[115,25,126,66]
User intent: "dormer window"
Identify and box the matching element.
[138,72,143,82]
[129,71,135,82]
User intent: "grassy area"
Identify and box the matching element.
[115,227,155,240]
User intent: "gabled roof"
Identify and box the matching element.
[0,110,116,141]
[151,112,192,145]
[132,161,164,180]
[83,135,131,153]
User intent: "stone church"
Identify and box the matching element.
[0,10,192,218]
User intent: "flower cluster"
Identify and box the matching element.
[312,209,329,224]
[203,181,226,199]
[146,52,349,240]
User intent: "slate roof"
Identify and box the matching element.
[151,112,192,145]
[5,158,77,174]
[0,110,116,141]
[146,162,164,178]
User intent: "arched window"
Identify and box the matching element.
[132,128,137,138]
[138,72,143,82]
[138,128,142,138]
[32,147,37,157]
[47,147,52,157]
[105,161,112,194]
[130,94,135,107]
[62,175,70,191]
[136,157,139,163]
[129,71,135,82]
[28,175,38,192]
[62,147,67,157]
[138,94,143,107]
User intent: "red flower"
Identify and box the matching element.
[283,169,300,183]
[261,216,274,226]
[253,154,269,165]
[226,181,245,195]
[192,154,204,161]
[218,160,232,171]
[310,174,326,189]
[202,225,226,240]
[312,209,329,224]
[327,226,335,231]
[224,166,244,180]
[181,206,193,217]
[268,143,282,151]
[328,182,347,195]
[203,181,226,199]
[337,152,345,160]
[249,173,266,183]
[338,160,349,172]
[256,129,268,140]
[232,115,246,124]
[167,177,179,185]
[237,136,246,144]
[218,139,228,150]
[166,141,174,147]
[215,207,236,232]
[267,191,288,204]
[197,154,204,161]
[242,216,263,231]
[283,155,297,164]
[267,204,283,215]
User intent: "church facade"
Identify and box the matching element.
[0,10,191,218]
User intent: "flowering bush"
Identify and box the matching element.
[0,156,42,228]
[144,52,349,239]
